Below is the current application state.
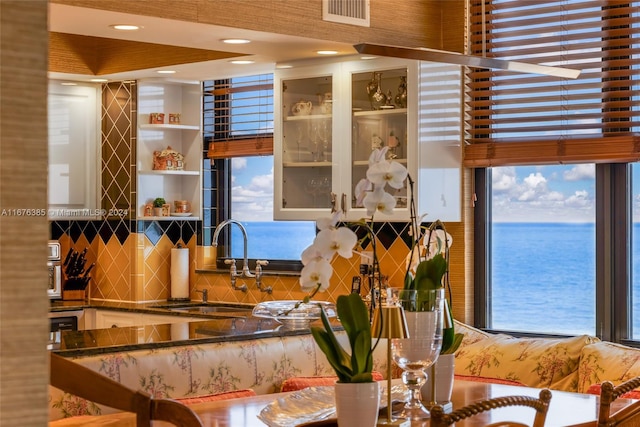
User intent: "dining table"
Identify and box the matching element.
[49,379,637,426]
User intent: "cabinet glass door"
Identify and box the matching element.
[351,68,409,212]
[281,75,334,210]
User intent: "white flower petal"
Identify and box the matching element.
[354,178,372,207]
[386,161,408,189]
[363,187,396,216]
[333,227,358,258]
[301,244,325,265]
[300,259,332,292]
[366,160,392,186]
[423,229,453,258]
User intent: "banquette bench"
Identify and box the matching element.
[48,330,387,422]
[50,319,640,423]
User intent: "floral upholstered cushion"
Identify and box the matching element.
[454,333,599,392]
[453,320,494,353]
[578,341,640,393]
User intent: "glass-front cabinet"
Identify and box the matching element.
[274,58,418,221]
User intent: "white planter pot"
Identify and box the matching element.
[421,353,455,405]
[334,381,380,427]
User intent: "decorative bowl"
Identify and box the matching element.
[251,300,336,330]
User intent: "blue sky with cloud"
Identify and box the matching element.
[493,164,640,223]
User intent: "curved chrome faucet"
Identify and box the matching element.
[212,219,255,279]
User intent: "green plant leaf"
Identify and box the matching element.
[310,328,352,382]
[311,293,373,383]
[413,254,447,291]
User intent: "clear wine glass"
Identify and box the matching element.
[391,288,444,420]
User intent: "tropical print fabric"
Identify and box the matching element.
[48,331,388,421]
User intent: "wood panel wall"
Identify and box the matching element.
[0,1,50,425]
[51,0,465,53]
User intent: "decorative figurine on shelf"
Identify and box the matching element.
[387,130,400,159]
[366,71,387,110]
[143,203,153,217]
[291,100,313,116]
[149,113,165,124]
[153,198,166,217]
[318,92,332,114]
[153,146,185,171]
[161,204,171,217]
[395,76,408,108]
[371,133,384,150]
[168,113,181,124]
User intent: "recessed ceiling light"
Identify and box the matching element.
[222,38,251,44]
[109,24,141,31]
[360,56,377,60]
[317,50,338,55]
[156,70,176,74]
[60,82,77,86]
[230,60,255,65]
[276,64,293,69]
[90,78,108,83]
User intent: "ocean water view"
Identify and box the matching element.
[231,221,640,337]
[493,222,640,336]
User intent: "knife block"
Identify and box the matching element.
[62,290,85,301]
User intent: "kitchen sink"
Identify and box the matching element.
[150,302,254,317]
[168,305,252,314]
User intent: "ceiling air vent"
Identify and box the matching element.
[323,0,370,27]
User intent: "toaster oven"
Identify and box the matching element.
[48,241,62,299]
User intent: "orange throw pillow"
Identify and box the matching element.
[281,372,384,392]
[177,389,256,405]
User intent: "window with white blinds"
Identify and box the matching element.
[465,0,640,167]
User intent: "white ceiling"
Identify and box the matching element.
[48,3,361,82]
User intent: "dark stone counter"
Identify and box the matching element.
[49,299,339,357]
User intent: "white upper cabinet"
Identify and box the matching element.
[274,57,419,221]
[48,80,101,218]
[136,80,202,220]
[416,62,462,222]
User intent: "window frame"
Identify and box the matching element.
[203,76,306,272]
[475,163,638,343]
[469,0,640,342]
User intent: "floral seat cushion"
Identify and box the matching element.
[578,341,640,393]
[454,333,599,392]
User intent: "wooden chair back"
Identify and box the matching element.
[50,353,203,426]
[430,389,552,427]
[598,378,640,427]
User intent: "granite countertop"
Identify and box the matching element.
[49,299,340,357]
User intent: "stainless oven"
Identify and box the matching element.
[48,241,62,299]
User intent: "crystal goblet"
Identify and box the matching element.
[390,288,443,420]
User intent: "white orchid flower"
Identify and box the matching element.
[300,243,327,266]
[423,229,453,258]
[316,210,343,231]
[299,258,333,292]
[366,159,408,190]
[363,185,396,216]
[314,227,358,259]
[354,178,372,207]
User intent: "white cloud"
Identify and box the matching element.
[492,165,595,223]
[492,167,517,192]
[232,157,247,170]
[564,164,595,181]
